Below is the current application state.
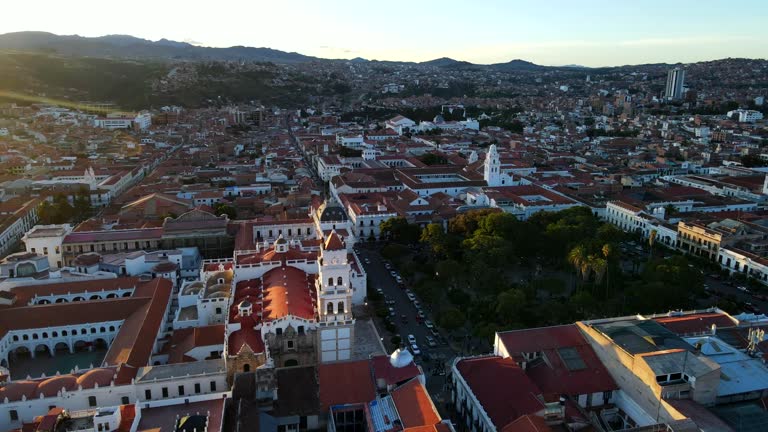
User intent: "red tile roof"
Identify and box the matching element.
[391,379,441,428]
[496,325,617,397]
[456,356,544,429]
[228,316,265,355]
[319,360,376,410]
[654,313,738,335]
[262,267,315,321]
[324,231,345,251]
[104,278,173,368]
[163,325,225,363]
[9,277,140,306]
[500,415,551,432]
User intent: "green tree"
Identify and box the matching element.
[568,244,590,281]
[37,200,55,224]
[496,288,526,325]
[52,194,74,223]
[380,217,420,244]
[213,202,237,219]
[420,223,448,256]
[73,187,92,222]
[438,308,466,331]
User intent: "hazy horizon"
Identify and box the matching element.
[4,0,768,67]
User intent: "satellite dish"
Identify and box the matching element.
[389,348,413,368]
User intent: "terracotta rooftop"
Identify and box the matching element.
[324,230,345,251]
[391,379,441,428]
[455,356,544,429]
[319,359,376,410]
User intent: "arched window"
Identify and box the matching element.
[100,327,105,333]
[337,301,345,314]
[81,329,87,335]
[328,277,333,286]
[109,326,115,332]
[337,277,343,286]
[62,331,68,337]
[42,332,48,338]
[32,333,38,340]
[243,364,250,372]
[52,331,58,337]
[90,328,96,334]
[12,335,18,342]
[327,302,334,315]
[23,334,28,341]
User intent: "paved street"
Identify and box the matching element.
[355,246,456,412]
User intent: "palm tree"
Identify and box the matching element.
[602,243,613,295]
[568,245,589,281]
[591,256,608,285]
[648,229,658,260]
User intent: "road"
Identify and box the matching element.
[355,246,456,411]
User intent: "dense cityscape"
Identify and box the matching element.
[1,9,768,432]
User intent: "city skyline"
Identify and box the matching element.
[3,0,767,67]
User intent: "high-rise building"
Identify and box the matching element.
[665,67,686,100]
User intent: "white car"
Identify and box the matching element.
[407,334,417,344]
[411,344,421,355]
[407,293,416,301]
[424,320,434,329]
[426,336,437,347]
[414,300,421,308]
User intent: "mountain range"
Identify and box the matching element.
[0,31,557,71]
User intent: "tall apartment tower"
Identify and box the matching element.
[665,67,686,100]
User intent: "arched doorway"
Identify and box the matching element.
[93,338,109,350]
[283,359,299,367]
[72,296,85,302]
[34,344,52,358]
[8,346,32,363]
[37,299,51,305]
[243,364,251,372]
[89,295,101,300]
[73,340,89,353]
[54,342,70,354]
[106,293,118,298]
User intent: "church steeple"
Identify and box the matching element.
[317,230,352,323]
[484,144,501,186]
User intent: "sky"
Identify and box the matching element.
[2,0,767,66]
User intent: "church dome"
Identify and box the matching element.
[318,199,348,222]
[389,348,414,368]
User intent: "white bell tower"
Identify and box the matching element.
[762,174,768,195]
[317,231,352,322]
[316,230,355,363]
[484,144,501,187]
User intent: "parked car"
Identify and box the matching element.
[414,300,421,308]
[407,334,417,344]
[426,336,437,347]
[424,320,434,329]
[410,344,421,355]
[407,293,416,302]
[430,327,440,337]
[388,307,396,317]
[737,286,750,292]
